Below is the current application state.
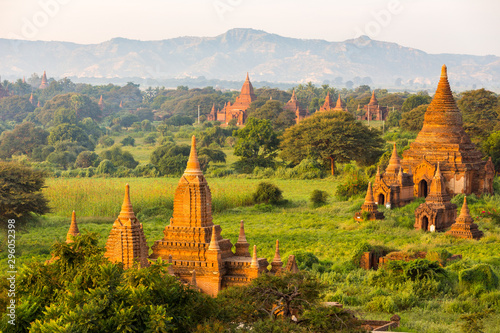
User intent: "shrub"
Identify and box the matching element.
[335,170,368,200]
[459,264,499,295]
[252,182,283,204]
[96,159,116,175]
[144,133,157,145]
[99,135,115,147]
[310,189,329,207]
[120,136,135,146]
[75,151,101,168]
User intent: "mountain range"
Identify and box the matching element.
[1,28,499,90]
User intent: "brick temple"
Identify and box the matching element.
[149,136,282,296]
[354,182,384,221]
[284,90,309,124]
[39,71,49,89]
[359,91,387,121]
[402,65,495,197]
[446,196,483,240]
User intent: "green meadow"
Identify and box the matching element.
[3,175,500,332]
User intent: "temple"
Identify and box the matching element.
[446,197,483,240]
[354,182,385,221]
[318,92,336,112]
[104,184,150,268]
[66,211,80,243]
[150,136,278,296]
[39,71,49,89]
[402,65,495,196]
[359,91,387,121]
[98,95,104,110]
[214,73,257,125]
[414,163,457,232]
[372,144,414,208]
[284,90,309,124]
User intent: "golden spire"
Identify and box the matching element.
[386,143,401,173]
[291,89,296,101]
[208,226,220,251]
[335,94,343,109]
[184,136,203,176]
[364,182,375,204]
[250,245,259,268]
[369,90,378,105]
[272,240,281,263]
[235,220,250,257]
[237,220,247,243]
[118,184,136,222]
[245,72,249,81]
[456,196,474,224]
[66,210,80,243]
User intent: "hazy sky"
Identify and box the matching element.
[1,0,499,56]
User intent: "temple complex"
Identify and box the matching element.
[39,71,49,89]
[150,136,276,296]
[354,182,385,221]
[359,91,387,121]
[214,73,257,125]
[318,92,336,112]
[402,65,495,196]
[66,211,80,243]
[284,90,309,123]
[372,144,414,208]
[414,163,457,232]
[104,184,150,268]
[446,197,483,240]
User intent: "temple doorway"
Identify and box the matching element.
[422,216,429,231]
[418,180,428,197]
[378,194,385,205]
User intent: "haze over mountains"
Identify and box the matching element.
[1,28,498,90]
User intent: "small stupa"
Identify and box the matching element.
[355,182,385,221]
[66,210,80,243]
[446,197,483,240]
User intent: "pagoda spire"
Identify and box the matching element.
[369,90,378,105]
[208,225,220,251]
[184,135,203,176]
[235,220,250,257]
[355,182,384,220]
[456,196,473,224]
[426,163,451,203]
[66,210,80,243]
[29,93,34,105]
[250,245,259,268]
[271,239,283,274]
[386,143,401,173]
[291,89,297,101]
[335,94,343,108]
[118,184,136,222]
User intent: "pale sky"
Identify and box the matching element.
[1,0,499,56]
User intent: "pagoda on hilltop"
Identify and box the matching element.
[354,183,384,221]
[402,65,495,196]
[359,91,387,121]
[39,71,49,89]
[150,136,282,296]
[446,196,483,240]
[284,90,309,123]
[104,184,150,268]
[414,163,457,232]
[372,144,414,208]
[217,73,257,125]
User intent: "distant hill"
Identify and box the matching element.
[1,28,499,90]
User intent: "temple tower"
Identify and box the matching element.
[402,65,495,196]
[414,163,457,232]
[221,73,257,125]
[105,184,150,268]
[39,71,49,89]
[318,92,336,112]
[446,197,483,240]
[66,210,80,243]
[98,95,104,110]
[361,91,387,121]
[355,182,385,220]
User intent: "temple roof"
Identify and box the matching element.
[386,143,401,173]
[240,72,256,98]
[184,136,203,176]
[368,91,378,106]
[118,184,137,223]
[426,163,451,204]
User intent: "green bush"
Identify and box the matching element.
[310,189,329,207]
[459,264,499,295]
[120,136,135,146]
[335,170,368,200]
[96,159,116,174]
[99,135,115,147]
[252,182,283,204]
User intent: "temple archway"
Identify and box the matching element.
[422,216,429,231]
[378,194,385,205]
[418,180,428,198]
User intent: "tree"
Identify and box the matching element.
[233,118,280,172]
[0,95,35,122]
[280,112,384,175]
[52,107,77,125]
[164,115,194,126]
[458,89,500,143]
[0,122,49,158]
[482,131,500,171]
[150,143,190,175]
[100,146,138,169]
[198,147,226,170]
[75,151,101,168]
[400,104,428,132]
[0,162,50,231]
[47,151,77,169]
[48,123,94,149]
[401,94,432,113]
[249,100,296,131]
[121,136,135,146]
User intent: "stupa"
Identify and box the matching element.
[414,163,457,232]
[318,92,336,112]
[104,184,150,268]
[355,182,385,220]
[39,71,49,89]
[402,65,495,196]
[446,197,483,240]
[218,73,257,125]
[150,136,273,296]
[284,90,308,123]
[372,144,414,208]
[359,91,387,121]
[66,210,80,243]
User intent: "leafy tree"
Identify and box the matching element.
[119,113,140,127]
[100,146,138,169]
[401,94,432,113]
[0,162,50,231]
[96,159,116,174]
[198,147,226,170]
[52,107,77,125]
[164,115,194,126]
[252,182,283,204]
[47,151,77,169]
[249,100,296,131]
[150,144,190,175]
[458,89,500,143]
[99,135,115,147]
[144,133,157,145]
[233,118,279,172]
[482,131,500,171]
[200,126,233,147]
[75,151,101,168]
[0,122,49,158]
[38,93,100,126]
[400,104,428,132]
[0,95,35,122]
[48,123,94,150]
[280,112,384,175]
[121,136,135,146]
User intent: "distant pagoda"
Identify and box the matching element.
[66,211,80,243]
[39,71,49,89]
